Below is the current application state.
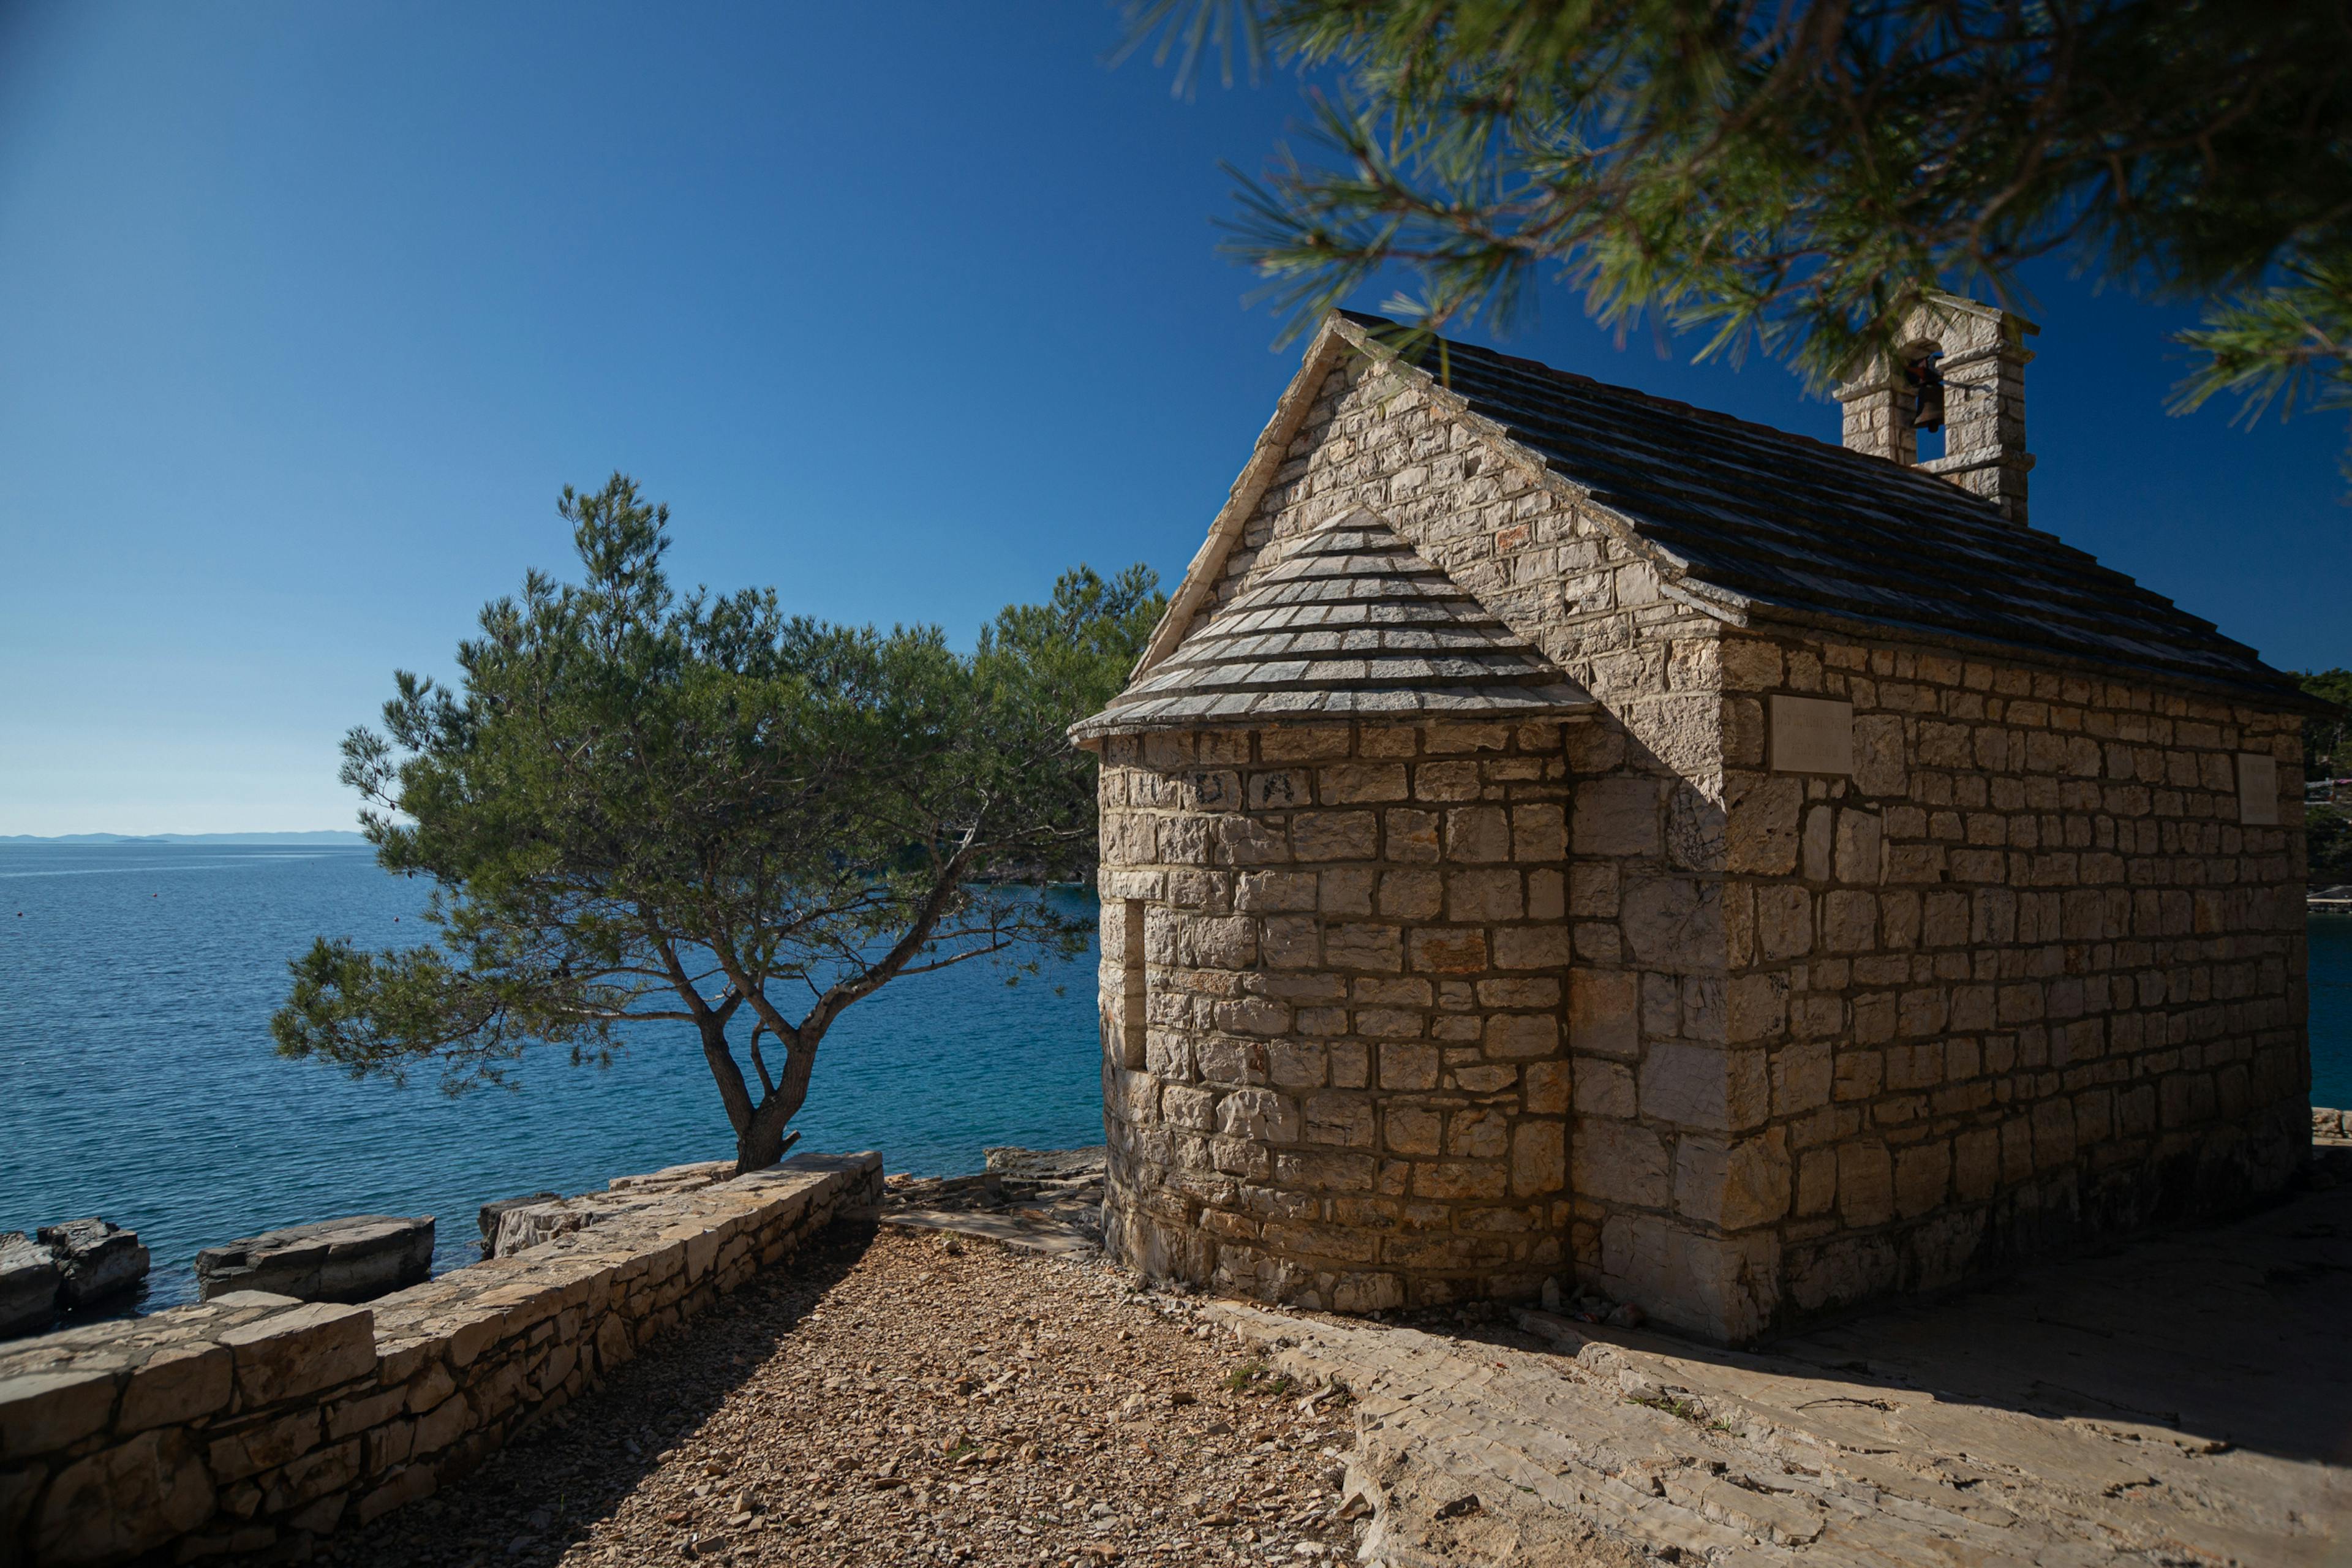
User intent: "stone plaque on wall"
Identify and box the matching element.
[1771,695,1855,775]
[2237,752,2280,826]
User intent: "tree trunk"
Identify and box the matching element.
[734,1099,800,1174]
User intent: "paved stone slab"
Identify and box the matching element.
[1207,1184,2352,1567]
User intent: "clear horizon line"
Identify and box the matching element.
[0,829,370,842]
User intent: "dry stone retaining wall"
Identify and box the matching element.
[0,1152,881,1566]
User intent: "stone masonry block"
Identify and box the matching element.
[1325,923,1404,972]
[1379,869,1444,919]
[1494,925,1572,970]
[1511,1123,1566,1197]
[1523,1061,1571,1115]
[1384,1106,1442,1155]
[1379,1043,1441,1091]
[1484,1014,1559,1061]
[1413,761,1483,802]
[218,1302,377,1408]
[1726,775,1803,875]
[116,1341,233,1434]
[1385,809,1441,861]
[1446,869,1523,922]
[33,1428,216,1566]
[1569,971,1639,1059]
[1292,812,1378,861]
[1446,807,1512,862]
[1319,763,1407,804]
[1621,877,1725,971]
[1640,1042,1736,1131]
[1407,927,1488,973]
[1580,1128,1675,1213]
[1574,777,1660,855]
[1258,726,1352,763]
[1512,804,1567,861]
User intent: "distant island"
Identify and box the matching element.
[0,831,369,845]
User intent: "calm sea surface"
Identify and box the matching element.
[4,845,2348,1313]
[0,844,1104,1308]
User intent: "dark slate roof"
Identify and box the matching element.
[1072,508,1594,741]
[1336,311,2310,707]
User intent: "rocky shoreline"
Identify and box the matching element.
[0,1144,1095,1344]
[0,1155,880,1566]
[0,1220,149,1339]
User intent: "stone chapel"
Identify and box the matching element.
[1072,299,2322,1344]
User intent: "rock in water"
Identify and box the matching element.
[491,1194,647,1258]
[0,1231,61,1338]
[605,1159,738,1195]
[486,1163,737,1259]
[37,1217,149,1309]
[194,1214,434,1303]
[478,1191,563,1253]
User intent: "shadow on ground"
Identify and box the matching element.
[1227,1178,2352,1567]
[306,1221,878,1568]
[1421,1178,2352,1470]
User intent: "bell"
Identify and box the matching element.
[1907,355,1946,432]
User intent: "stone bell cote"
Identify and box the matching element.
[1834,294,2037,527]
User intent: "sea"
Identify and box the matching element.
[2,843,2348,1314]
[0,843,1106,1308]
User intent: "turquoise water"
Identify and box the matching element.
[0,844,1103,1307]
[2315,916,2352,1108]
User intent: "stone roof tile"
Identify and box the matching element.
[1071,510,1594,742]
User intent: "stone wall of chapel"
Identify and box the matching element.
[1094,721,1574,1311]
[1716,634,2310,1328]
[1128,343,2315,1343]
[1188,347,1762,1338]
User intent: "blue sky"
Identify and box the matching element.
[1,2,2344,835]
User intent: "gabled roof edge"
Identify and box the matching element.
[1133,317,1354,678]
[1324,314,1741,620]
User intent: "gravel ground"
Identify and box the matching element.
[312,1224,1366,1568]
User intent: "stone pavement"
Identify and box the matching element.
[1210,1181,2352,1566]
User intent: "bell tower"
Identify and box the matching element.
[1834,295,2037,526]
